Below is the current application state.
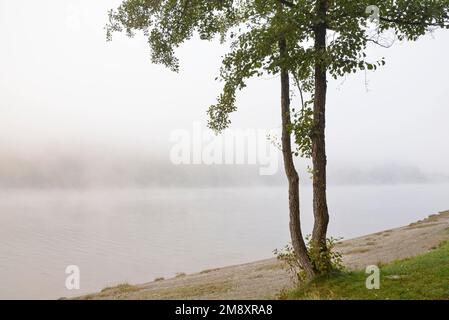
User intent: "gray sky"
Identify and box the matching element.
[1,0,448,183]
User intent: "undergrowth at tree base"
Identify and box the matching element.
[274,236,344,283]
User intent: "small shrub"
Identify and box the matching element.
[101,283,138,294]
[274,235,344,283]
[175,272,187,278]
[200,268,220,274]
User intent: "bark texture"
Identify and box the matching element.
[311,0,330,266]
[279,38,315,280]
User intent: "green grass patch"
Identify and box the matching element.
[283,241,449,300]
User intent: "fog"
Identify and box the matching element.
[1,0,448,188]
[2,1,449,300]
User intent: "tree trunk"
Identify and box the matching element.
[311,0,330,268]
[279,38,315,281]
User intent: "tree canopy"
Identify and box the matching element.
[107,0,448,135]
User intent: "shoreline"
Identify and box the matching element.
[75,210,449,300]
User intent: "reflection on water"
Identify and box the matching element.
[0,184,448,299]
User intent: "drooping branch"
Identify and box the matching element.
[363,36,395,48]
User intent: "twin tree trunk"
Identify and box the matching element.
[279,0,330,279]
[311,0,330,266]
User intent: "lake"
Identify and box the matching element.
[0,184,448,299]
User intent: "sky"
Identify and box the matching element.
[0,0,448,185]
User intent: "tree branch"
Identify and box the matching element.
[279,0,295,8]
[380,16,449,27]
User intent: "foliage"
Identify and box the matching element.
[291,102,313,158]
[282,241,449,300]
[274,235,344,283]
[106,0,449,142]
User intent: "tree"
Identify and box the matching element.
[106,0,449,280]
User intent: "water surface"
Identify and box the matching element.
[0,184,447,299]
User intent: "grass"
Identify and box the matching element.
[100,283,139,294]
[77,283,140,299]
[140,281,233,299]
[283,241,449,300]
[200,268,221,274]
[175,272,187,278]
[345,248,371,255]
[255,262,285,272]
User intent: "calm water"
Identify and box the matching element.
[0,184,448,299]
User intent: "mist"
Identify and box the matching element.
[1,0,449,300]
[1,0,448,189]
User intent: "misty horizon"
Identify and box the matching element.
[0,146,447,189]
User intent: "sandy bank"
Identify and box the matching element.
[77,210,449,300]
